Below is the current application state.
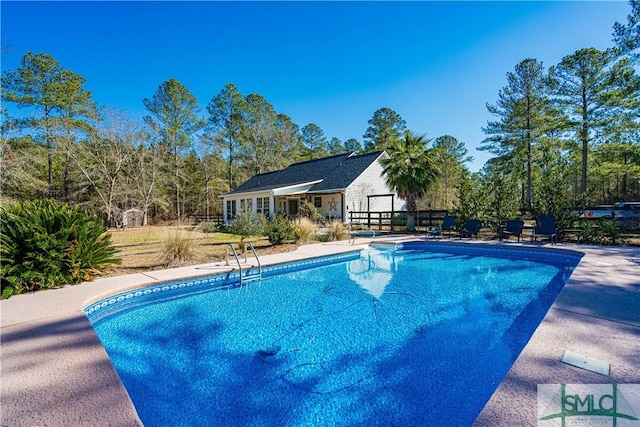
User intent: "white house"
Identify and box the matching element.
[219,151,405,223]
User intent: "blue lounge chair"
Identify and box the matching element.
[459,219,482,239]
[426,215,456,238]
[499,219,525,242]
[531,215,557,244]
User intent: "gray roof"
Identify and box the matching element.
[227,151,385,195]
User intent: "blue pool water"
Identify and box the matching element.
[88,243,581,426]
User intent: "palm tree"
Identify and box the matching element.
[381,131,439,231]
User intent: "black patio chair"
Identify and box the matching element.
[499,219,525,242]
[459,219,482,239]
[531,215,557,244]
[426,215,456,238]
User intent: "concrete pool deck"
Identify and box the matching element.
[1,237,638,426]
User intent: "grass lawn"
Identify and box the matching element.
[106,225,293,276]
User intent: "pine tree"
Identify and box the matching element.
[363,107,407,151]
[2,52,95,198]
[550,48,640,194]
[481,58,563,209]
[143,78,204,221]
[206,83,247,191]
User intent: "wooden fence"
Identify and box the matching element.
[188,211,449,231]
[349,210,449,232]
[187,214,225,226]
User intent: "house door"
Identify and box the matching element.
[288,199,298,216]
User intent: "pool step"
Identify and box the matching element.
[242,269,262,284]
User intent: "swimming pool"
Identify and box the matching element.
[87,242,581,426]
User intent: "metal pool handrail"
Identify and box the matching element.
[225,242,262,284]
[245,241,262,281]
[226,243,242,274]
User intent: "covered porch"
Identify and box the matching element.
[274,191,346,221]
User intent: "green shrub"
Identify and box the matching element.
[262,215,295,245]
[298,200,323,222]
[294,217,318,243]
[391,212,407,227]
[228,209,263,244]
[578,219,628,246]
[0,199,121,299]
[195,221,219,233]
[161,230,194,268]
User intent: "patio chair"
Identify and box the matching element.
[426,215,456,238]
[498,219,525,242]
[459,219,482,239]
[531,215,557,244]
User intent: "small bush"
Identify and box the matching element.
[578,219,628,246]
[298,200,323,222]
[262,215,295,245]
[195,221,219,233]
[327,219,347,241]
[295,217,318,243]
[228,209,263,243]
[161,230,194,268]
[391,213,407,227]
[0,199,121,299]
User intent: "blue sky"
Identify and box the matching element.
[1,1,632,171]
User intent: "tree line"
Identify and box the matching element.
[473,1,639,215]
[1,1,638,228]
[0,55,470,225]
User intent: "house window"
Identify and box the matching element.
[256,197,270,216]
[288,199,298,215]
[226,200,237,219]
[314,196,322,208]
[239,198,253,212]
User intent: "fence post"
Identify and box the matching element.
[391,208,395,232]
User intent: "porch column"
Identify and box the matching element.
[269,195,275,217]
[222,200,228,225]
